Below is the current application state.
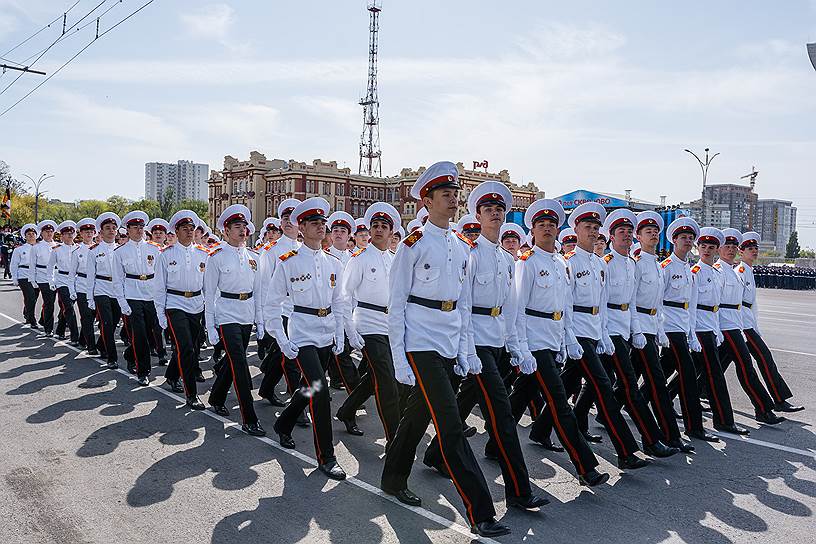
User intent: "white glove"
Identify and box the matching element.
[688,334,702,353]
[394,360,416,386]
[282,340,299,360]
[256,322,265,340]
[555,344,567,365]
[715,331,723,347]
[467,354,482,375]
[658,331,670,348]
[509,348,523,368]
[348,329,365,351]
[87,299,95,311]
[12,280,18,286]
[157,312,168,330]
[208,328,219,346]
[49,283,56,291]
[120,304,132,316]
[567,342,584,360]
[70,292,77,301]
[332,330,345,355]
[454,354,469,377]
[631,333,647,350]
[601,335,615,356]
[520,353,537,374]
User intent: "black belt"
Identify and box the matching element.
[636,306,657,316]
[408,295,457,312]
[573,305,599,315]
[697,304,719,312]
[606,303,629,311]
[663,300,689,310]
[221,291,252,301]
[95,274,112,281]
[35,264,47,269]
[742,301,752,309]
[58,270,69,275]
[473,305,502,317]
[357,301,388,313]
[525,308,562,321]
[77,272,87,278]
[293,305,332,317]
[168,288,202,298]
[18,264,29,269]
[720,303,740,310]
[125,273,154,281]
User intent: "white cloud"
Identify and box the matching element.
[178,3,250,54]
[515,21,626,62]
[0,12,17,42]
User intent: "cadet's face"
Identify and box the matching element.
[502,236,520,254]
[424,188,459,220]
[562,241,576,253]
[698,241,719,260]
[331,226,350,246]
[25,230,37,243]
[225,222,247,244]
[390,233,400,251]
[532,219,557,242]
[127,224,144,241]
[476,204,504,229]
[594,238,606,255]
[61,228,75,243]
[101,223,117,241]
[575,221,599,246]
[80,228,95,243]
[41,227,54,240]
[464,231,480,241]
[176,223,194,244]
[611,225,634,248]
[673,232,694,253]
[720,243,738,261]
[300,218,326,241]
[369,220,392,245]
[281,213,298,238]
[638,225,660,246]
[741,246,758,261]
[152,229,167,243]
[354,230,369,248]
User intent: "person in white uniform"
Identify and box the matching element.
[49,220,79,344]
[69,218,98,354]
[87,212,123,368]
[11,223,39,328]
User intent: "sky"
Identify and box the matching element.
[1,0,815,245]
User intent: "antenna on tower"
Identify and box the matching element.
[358,1,382,177]
[740,166,759,190]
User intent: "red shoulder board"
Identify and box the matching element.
[520,249,534,261]
[403,230,423,247]
[455,231,475,248]
[660,258,672,268]
[89,243,99,250]
[603,253,613,263]
[279,250,298,261]
[263,241,277,251]
[147,241,161,248]
[738,265,745,273]
[713,262,721,270]
[209,246,223,256]
[564,250,576,260]
[691,264,701,274]
[351,247,365,257]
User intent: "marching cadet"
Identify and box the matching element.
[594,227,608,257]
[558,202,649,470]
[508,198,609,486]
[456,213,481,242]
[257,199,305,410]
[598,209,679,458]
[255,217,283,362]
[87,212,123,368]
[631,212,693,452]
[154,210,209,409]
[262,217,282,245]
[325,210,361,393]
[715,228,785,425]
[689,227,747,435]
[113,211,161,386]
[736,232,804,413]
[354,218,370,250]
[69,218,98,354]
[49,220,80,345]
[426,181,550,511]
[381,161,510,538]
[147,218,169,247]
[326,211,354,265]
[659,218,718,442]
[204,204,265,436]
[335,202,402,442]
[499,223,524,258]
[558,227,577,255]
[11,223,39,328]
[265,197,349,480]
[33,219,59,336]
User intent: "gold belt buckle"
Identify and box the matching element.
[489,307,501,317]
[440,300,454,312]
[620,303,629,311]
[184,291,194,298]
[238,293,249,301]
[712,305,719,312]
[649,308,657,316]
[736,304,741,310]
[682,301,689,310]
[317,308,329,317]
[591,306,599,315]
[553,311,562,321]
[139,274,148,280]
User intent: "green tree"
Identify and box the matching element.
[786,231,801,259]
[129,198,162,218]
[799,247,816,259]
[159,186,175,219]
[75,199,109,220]
[173,199,208,219]
[0,160,28,194]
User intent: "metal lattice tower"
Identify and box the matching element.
[358,1,382,177]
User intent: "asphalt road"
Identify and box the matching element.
[1,281,815,544]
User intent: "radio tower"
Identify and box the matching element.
[358,1,382,177]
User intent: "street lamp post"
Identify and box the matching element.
[684,148,719,226]
[22,173,54,224]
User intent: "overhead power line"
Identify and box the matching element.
[1,0,82,58]
[0,0,156,119]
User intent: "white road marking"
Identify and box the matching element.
[0,311,498,544]
[769,347,816,358]
[760,309,816,318]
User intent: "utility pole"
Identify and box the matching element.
[0,64,46,75]
[22,173,54,224]
[358,1,382,177]
[684,147,719,226]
